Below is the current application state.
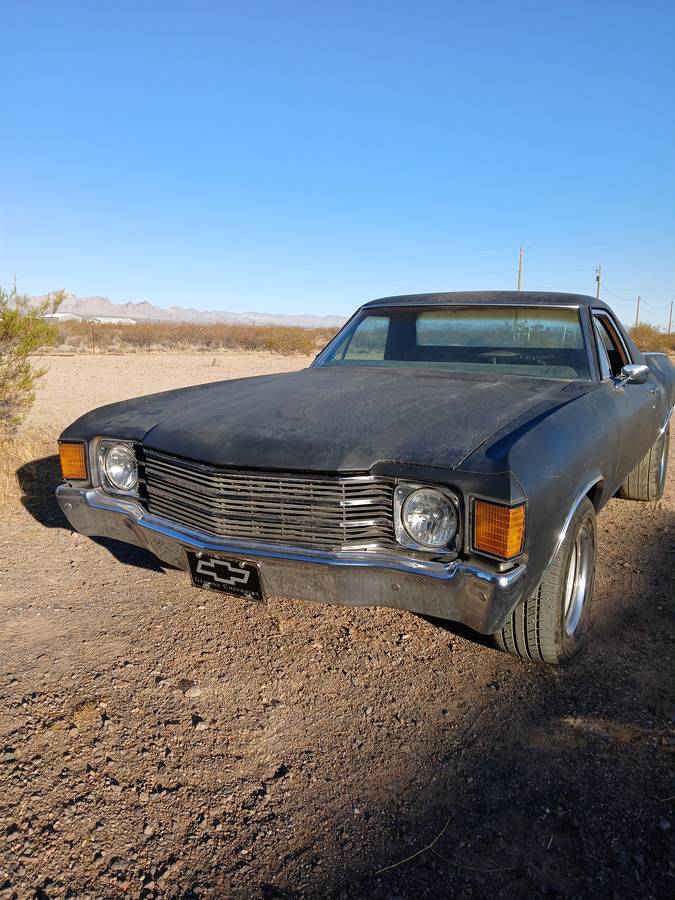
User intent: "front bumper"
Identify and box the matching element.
[56,485,528,633]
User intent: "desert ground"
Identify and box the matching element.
[1,351,673,899]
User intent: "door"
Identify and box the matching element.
[591,310,661,490]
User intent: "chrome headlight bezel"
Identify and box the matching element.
[96,439,139,496]
[393,482,460,552]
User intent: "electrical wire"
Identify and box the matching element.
[603,285,671,311]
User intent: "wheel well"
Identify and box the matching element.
[586,479,605,511]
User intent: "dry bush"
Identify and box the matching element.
[0,428,54,508]
[628,323,675,353]
[1,287,62,434]
[54,320,338,356]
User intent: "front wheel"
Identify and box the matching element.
[494,496,596,665]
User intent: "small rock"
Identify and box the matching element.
[143,824,154,836]
[195,722,208,732]
[659,818,671,832]
[185,686,202,699]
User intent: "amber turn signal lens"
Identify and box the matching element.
[59,442,88,481]
[473,500,525,559]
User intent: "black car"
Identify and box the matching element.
[56,292,674,664]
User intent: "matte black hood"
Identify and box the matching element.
[62,367,575,473]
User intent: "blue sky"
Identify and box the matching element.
[2,0,674,326]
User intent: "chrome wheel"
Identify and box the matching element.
[563,520,594,637]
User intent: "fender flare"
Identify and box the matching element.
[543,475,603,577]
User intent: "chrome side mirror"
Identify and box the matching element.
[619,363,649,385]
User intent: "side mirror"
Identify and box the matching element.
[619,363,649,385]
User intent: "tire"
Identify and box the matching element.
[494,497,596,665]
[617,425,670,501]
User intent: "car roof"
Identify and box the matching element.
[363,290,612,311]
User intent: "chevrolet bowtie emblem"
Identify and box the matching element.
[195,558,251,587]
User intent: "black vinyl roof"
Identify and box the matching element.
[363,291,612,311]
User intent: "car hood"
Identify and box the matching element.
[62,366,580,473]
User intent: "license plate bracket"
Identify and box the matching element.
[186,552,264,601]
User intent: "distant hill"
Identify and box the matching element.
[30,293,346,329]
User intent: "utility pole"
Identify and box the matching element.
[668,301,673,334]
[595,265,601,299]
[517,247,524,291]
[635,296,641,328]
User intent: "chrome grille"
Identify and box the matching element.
[141,449,396,550]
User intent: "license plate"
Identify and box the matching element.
[186,552,264,601]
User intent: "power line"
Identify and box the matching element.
[603,285,671,310]
[601,287,674,293]
[601,286,634,303]
[629,295,667,311]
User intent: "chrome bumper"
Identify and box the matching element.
[55,485,528,633]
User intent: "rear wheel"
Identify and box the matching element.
[617,425,669,501]
[494,497,596,664]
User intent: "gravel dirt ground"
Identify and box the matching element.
[1,351,673,899]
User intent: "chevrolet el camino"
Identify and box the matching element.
[56,292,674,664]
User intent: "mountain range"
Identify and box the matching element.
[31,293,346,329]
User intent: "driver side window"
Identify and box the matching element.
[593,313,629,379]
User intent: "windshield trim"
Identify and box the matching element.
[365,301,582,311]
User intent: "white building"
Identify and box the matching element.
[86,316,137,325]
[44,312,82,323]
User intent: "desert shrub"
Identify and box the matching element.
[0,287,63,435]
[258,326,317,356]
[628,323,674,353]
[54,320,338,356]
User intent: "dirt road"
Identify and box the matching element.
[1,352,673,898]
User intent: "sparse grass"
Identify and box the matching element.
[51,318,675,357]
[53,320,338,356]
[0,428,54,508]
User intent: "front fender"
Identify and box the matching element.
[460,388,612,601]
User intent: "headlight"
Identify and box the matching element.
[394,484,458,550]
[97,441,138,493]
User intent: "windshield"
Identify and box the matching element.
[315,306,590,380]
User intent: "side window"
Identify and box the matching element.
[593,314,628,379]
[342,316,389,361]
[594,320,612,379]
